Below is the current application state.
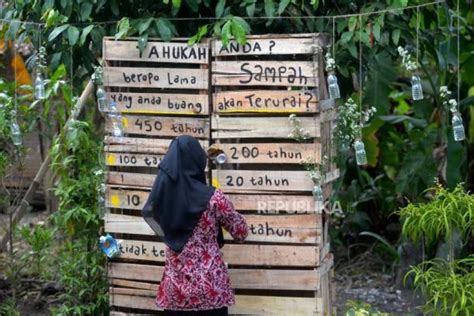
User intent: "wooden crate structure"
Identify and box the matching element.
[103,34,337,315]
[102,37,211,314]
[209,34,337,315]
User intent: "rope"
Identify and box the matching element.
[0,1,445,27]
[359,14,363,137]
[416,6,420,67]
[456,0,460,105]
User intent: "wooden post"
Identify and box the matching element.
[0,80,95,252]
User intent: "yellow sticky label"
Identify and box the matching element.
[106,154,116,165]
[121,117,129,128]
[212,178,221,189]
[110,194,121,207]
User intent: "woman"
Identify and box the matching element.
[142,135,248,316]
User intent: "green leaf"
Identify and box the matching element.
[446,130,466,188]
[221,20,232,47]
[138,34,148,53]
[80,2,93,21]
[67,26,80,46]
[246,2,256,17]
[231,19,247,45]
[365,51,397,115]
[156,18,172,41]
[232,16,251,33]
[48,24,70,42]
[138,17,154,35]
[115,18,129,40]
[348,16,358,32]
[372,22,381,42]
[378,115,427,128]
[340,31,353,44]
[277,0,290,15]
[79,25,95,45]
[172,0,182,9]
[188,25,208,45]
[469,105,474,144]
[216,0,226,18]
[110,0,119,16]
[264,0,275,17]
[392,29,401,45]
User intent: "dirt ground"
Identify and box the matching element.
[1,208,425,315]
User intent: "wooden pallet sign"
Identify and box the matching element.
[103,34,336,315]
[208,33,335,315]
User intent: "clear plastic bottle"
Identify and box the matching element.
[96,86,107,112]
[215,153,227,164]
[10,112,22,146]
[109,102,123,137]
[354,139,367,166]
[327,73,341,100]
[312,184,324,202]
[411,75,423,101]
[452,112,465,142]
[34,72,45,100]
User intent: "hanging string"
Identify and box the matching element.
[416,6,420,67]
[332,17,336,58]
[13,41,17,113]
[0,1,445,26]
[456,0,460,105]
[359,14,363,133]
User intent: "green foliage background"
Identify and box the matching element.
[1,0,474,312]
[3,0,474,258]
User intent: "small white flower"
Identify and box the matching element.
[448,99,457,107]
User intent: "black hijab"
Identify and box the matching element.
[142,135,224,253]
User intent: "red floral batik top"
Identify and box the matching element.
[156,189,248,310]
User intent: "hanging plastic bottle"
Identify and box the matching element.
[109,101,124,137]
[353,139,367,166]
[98,195,106,219]
[215,153,227,165]
[99,234,120,258]
[327,72,341,100]
[452,112,465,142]
[96,86,107,112]
[34,72,45,100]
[312,184,324,203]
[10,112,22,146]
[411,75,423,101]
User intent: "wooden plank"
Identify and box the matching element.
[108,262,320,291]
[106,92,209,115]
[213,143,320,164]
[110,278,158,291]
[106,171,156,188]
[106,169,338,192]
[212,37,325,56]
[211,116,319,139]
[103,40,208,64]
[213,61,315,75]
[105,115,209,138]
[213,90,318,114]
[105,188,317,214]
[110,292,322,314]
[105,213,321,244]
[110,312,155,316]
[104,136,207,154]
[104,67,208,89]
[105,153,162,168]
[213,73,317,87]
[114,240,319,266]
[212,170,314,192]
